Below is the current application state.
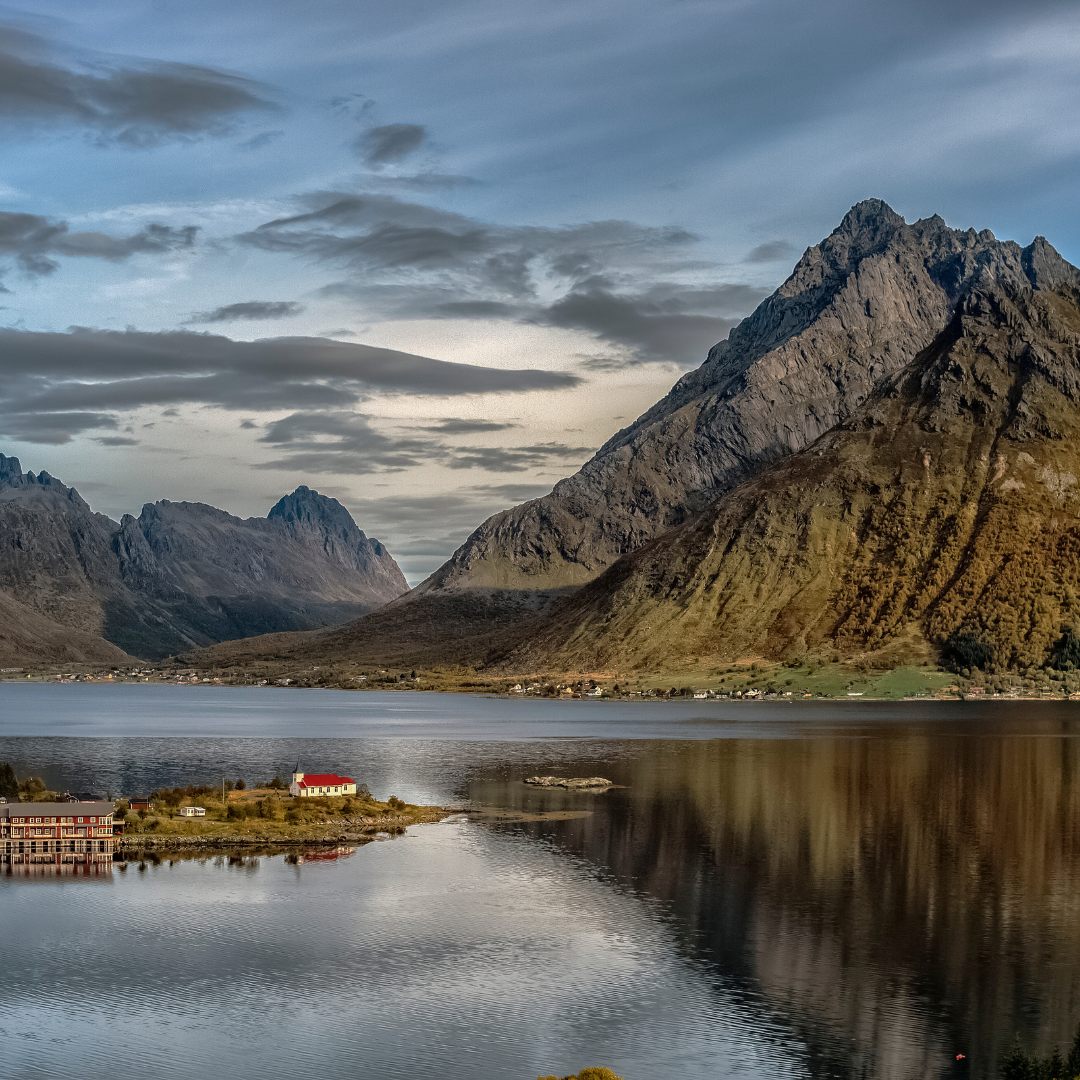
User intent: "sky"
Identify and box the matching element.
[1,0,1078,584]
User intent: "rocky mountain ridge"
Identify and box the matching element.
[506,281,1080,672]
[0,457,408,661]
[426,200,1080,593]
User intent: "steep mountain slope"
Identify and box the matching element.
[0,591,133,668]
[426,200,1080,593]
[507,284,1080,672]
[0,459,408,659]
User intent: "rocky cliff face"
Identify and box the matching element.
[427,200,1080,592]
[508,282,1080,672]
[0,459,408,660]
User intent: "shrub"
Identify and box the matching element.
[235,779,246,791]
[0,761,18,800]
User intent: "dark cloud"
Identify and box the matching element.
[539,283,768,365]
[0,24,276,145]
[240,191,765,364]
[250,409,591,476]
[0,211,196,276]
[0,409,119,445]
[445,443,594,473]
[746,241,796,263]
[255,410,433,473]
[94,435,139,446]
[418,418,519,434]
[0,326,582,444]
[184,300,305,324]
[357,123,426,166]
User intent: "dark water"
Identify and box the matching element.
[2,686,1080,1080]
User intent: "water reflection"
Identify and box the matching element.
[485,736,1080,1079]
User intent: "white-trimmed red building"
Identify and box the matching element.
[290,770,356,798]
[1,801,115,868]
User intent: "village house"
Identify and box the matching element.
[1,801,115,868]
[179,806,206,817]
[289,770,357,798]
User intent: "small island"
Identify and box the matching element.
[2,763,452,855]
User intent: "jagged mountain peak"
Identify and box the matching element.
[421,202,1080,596]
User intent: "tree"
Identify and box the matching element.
[942,631,994,672]
[0,762,17,801]
[235,778,246,791]
[1050,626,1080,670]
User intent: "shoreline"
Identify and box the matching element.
[1,678,1075,703]
[115,806,458,852]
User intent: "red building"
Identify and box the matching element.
[289,770,357,797]
[1,801,115,870]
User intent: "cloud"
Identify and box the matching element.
[184,300,305,323]
[254,410,433,473]
[418,418,519,434]
[444,443,594,473]
[94,435,139,446]
[0,326,583,444]
[239,191,766,365]
[250,409,592,476]
[539,285,762,365]
[0,24,277,145]
[236,130,284,152]
[363,173,480,191]
[746,241,796,263]
[0,211,196,276]
[357,123,426,165]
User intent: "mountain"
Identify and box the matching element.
[0,460,408,661]
[507,282,1080,673]
[428,200,1079,594]
[187,201,1080,678]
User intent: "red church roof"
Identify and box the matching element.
[296,773,353,788]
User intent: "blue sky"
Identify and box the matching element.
[1,0,1078,581]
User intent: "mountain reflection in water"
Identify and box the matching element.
[474,734,1080,1079]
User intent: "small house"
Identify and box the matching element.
[289,770,357,798]
[179,806,206,818]
[129,797,153,811]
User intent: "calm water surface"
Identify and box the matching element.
[2,685,1080,1080]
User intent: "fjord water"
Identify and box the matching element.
[2,687,1080,1080]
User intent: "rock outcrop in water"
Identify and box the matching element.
[0,458,408,661]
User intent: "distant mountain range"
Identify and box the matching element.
[189,199,1080,677]
[0,457,407,663]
